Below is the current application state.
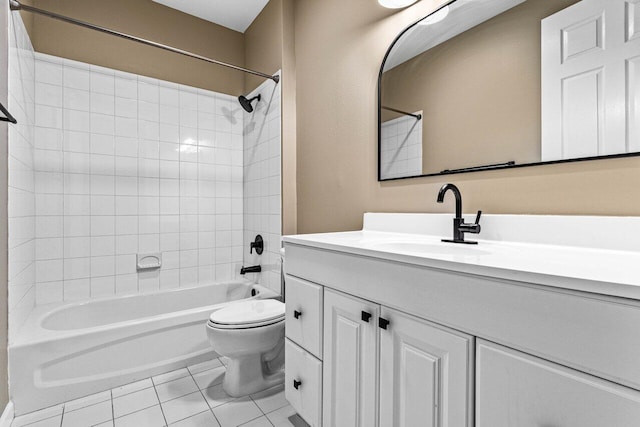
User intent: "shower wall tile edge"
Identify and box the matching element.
[243,71,282,293]
[8,12,36,342]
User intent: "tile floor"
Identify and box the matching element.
[12,358,308,427]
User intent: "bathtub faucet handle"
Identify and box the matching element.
[250,235,264,255]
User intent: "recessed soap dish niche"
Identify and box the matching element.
[137,253,162,271]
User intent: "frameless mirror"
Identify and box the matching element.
[378,0,640,180]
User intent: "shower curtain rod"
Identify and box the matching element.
[381,106,422,120]
[9,0,280,84]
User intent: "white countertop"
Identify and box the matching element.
[282,214,640,300]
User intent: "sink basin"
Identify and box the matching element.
[364,241,490,257]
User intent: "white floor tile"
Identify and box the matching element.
[114,405,165,427]
[201,384,234,409]
[94,421,114,427]
[61,400,112,427]
[239,416,273,427]
[112,378,154,398]
[112,387,159,418]
[187,358,222,375]
[265,405,308,427]
[16,415,63,427]
[152,368,190,386]
[212,397,263,427]
[192,366,225,390]
[65,390,111,412]
[250,384,287,414]
[161,392,209,425]
[168,410,220,427]
[155,376,199,403]
[12,404,63,427]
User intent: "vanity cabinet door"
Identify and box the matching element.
[477,340,640,427]
[323,289,379,427]
[379,308,474,427]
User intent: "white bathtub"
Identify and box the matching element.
[9,281,278,415]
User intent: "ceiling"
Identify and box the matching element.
[152,0,269,33]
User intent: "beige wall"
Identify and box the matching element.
[244,0,283,93]
[0,0,10,410]
[382,0,578,174]
[245,0,297,235]
[294,0,640,234]
[26,0,245,95]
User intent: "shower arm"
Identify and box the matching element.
[9,0,280,84]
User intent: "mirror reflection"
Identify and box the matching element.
[379,0,640,180]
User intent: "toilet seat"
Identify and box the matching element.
[208,299,285,329]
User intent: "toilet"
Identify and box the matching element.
[206,298,286,397]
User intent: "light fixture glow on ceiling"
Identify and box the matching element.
[419,5,450,25]
[378,0,419,9]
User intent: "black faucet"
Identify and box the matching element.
[240,265,262,275]
[436,183,482,244]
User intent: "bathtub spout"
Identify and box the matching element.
[240,265,261,275]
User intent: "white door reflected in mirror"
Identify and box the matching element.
[542,0,640,161]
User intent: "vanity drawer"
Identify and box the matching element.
[285,339,322,427]
[477,340,640,427]
[285,275,323,359]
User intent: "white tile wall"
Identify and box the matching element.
[380,112,423,179]
[8,12,36,341]
[32,53,245,304]
[243,73,282,293]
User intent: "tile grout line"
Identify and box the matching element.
[109,390,114,426]
[150,381,169,427]
[247,387,283,427]
[58,404,64,427]
[189,361,228,427]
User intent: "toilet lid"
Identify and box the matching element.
[209,299,285,326]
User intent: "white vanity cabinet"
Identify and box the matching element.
[283,213,640,427]
[321,288,473,427]
[476,340,640,427]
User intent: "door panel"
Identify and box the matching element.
[323,289,379,427]
[285,339,322,427]
[476,340,640,427]
[379,307,474,427]
[542,0,631,160]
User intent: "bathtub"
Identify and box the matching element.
[9,280,278,415]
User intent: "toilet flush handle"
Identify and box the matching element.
[293,379,302,390]
[293,310,302,319]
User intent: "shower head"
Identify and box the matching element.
[238,94,261,113]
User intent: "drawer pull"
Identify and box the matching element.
[361,311,372,323]
[293,379,302,390]
[293,310,302,319]
[379,317,390,330]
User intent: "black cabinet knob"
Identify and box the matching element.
[361,311,372,323]
[379,317,390,330]
[293,310,302,319]
[293,379,302,390]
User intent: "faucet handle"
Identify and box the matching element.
[474,210,482,225]
[459,211,482,235]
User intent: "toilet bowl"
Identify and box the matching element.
[206,298,285,397]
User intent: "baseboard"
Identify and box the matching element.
[0,401,14,427]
